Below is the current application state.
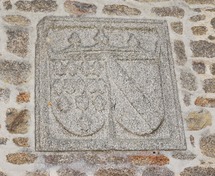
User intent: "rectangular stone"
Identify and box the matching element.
[35,17,186,151]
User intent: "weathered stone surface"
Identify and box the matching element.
[211,18,215,29]
[208,35,215,41]
[171,22,183,34]
[16,92,30,103]
[0,88,10,103]
[184,0,215,4]
[193,8,201,12]
[200,134,215,158]
[152,6,185,18]
[0,60,31,85]
[64,0,97,15]
[191,26,207,35]
[3,0,12,10]
[45,153,104,165]
[107,156,128,164]
[195,97,215,108]
[190,40,215,58]
[25,171,49,176]
[103,4,141,16]
[6,30,29,57]
[13,137,29,147]
[36,17,185,151]
[192,61,205,74]
[174,40,187,65]
[190,14,206,22]
[82,153,105,165]
[183,92,191,106]
[135,0,169,2]
[172,150,196,160]
[3,15,30,26]
[15,0,57,12]
[6,108,30,134]
[180,71,197,91]
[180,166,215,176]
[95,168,135,176]
[185,110,212,131]
[44,154,75,164]
[128,155,169,166]
[142,167,174,176]
[190,135,195,147]
[57,168,86,176]
[0,137,8,145]
[206,8,215,12]
[0,171,7,176]
[6,153,37,165]
[203,79,215,93]
[210,63,215,75]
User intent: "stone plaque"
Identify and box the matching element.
[36,17,186,151]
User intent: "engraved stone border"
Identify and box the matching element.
[35,17,186,151]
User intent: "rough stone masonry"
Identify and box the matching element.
[0,0,215,176]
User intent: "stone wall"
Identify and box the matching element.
[0,0,215,175]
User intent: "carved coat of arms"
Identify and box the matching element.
[36,17,186,151]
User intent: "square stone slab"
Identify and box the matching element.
[35,17,186,151]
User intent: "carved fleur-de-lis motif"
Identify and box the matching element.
[127,33,140,48]
[93,29,109,46]
[81,60,104,77]
[68,32,82,48]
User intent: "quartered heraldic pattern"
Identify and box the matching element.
[35,17,186,151]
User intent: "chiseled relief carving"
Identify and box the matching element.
[36,17,186,151]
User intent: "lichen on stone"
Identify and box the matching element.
[192,61,205,74]
[174,40,187,65]
[57,168,86,176]
[16,92,30,103]
[190,40,215,58]
[184,0,215,4]
[180,70,197,91]
[152,6,185,18]
[200,134,215,158]
[171,22,183,35]
[210,63,215,75]
[180,166,215,176]
[3,0,12,10]
[95,168,135,176]
[103,4,141,16]
[64,0,97,15]
[6,153,37,165]
[203,79,215,93]
[15,0,57,12]
[191,26,207,35]
[195,97,215,108]
[13,137,29,147]
[172,150,196,160]
[6,29,29,57]
[3,15,30,26]
[142,166,174,176]
[25,170,49,176]
[0,60,31,85]
[190,15,206,22]
[5,108,30,134]
[185,110,212,131]
[0,88,10,103]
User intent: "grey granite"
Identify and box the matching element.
[35,17,186,151]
